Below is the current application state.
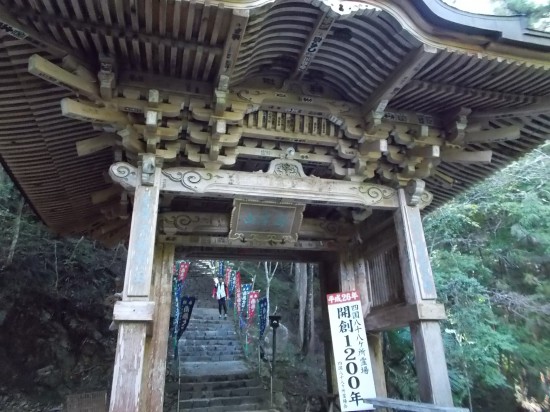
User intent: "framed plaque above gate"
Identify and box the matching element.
[229,199,305,244]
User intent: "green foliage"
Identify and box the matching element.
[412,144,550,409]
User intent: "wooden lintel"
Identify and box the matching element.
[109,161,401,210]
[363,45,438,116]
[365,303,446,331]
[76,134,117,156]
[113,301,155,322]
[157,234,339,251]
[158,211,354,240]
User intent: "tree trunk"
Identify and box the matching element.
[4,196,24,269]
[302,263,315,356]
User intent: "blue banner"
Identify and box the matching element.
[229,270,236,294]
[218,261,224,278]
[258,297,268,338]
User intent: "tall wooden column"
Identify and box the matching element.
[141,242,175,412]
[110,155,161,412]
[394,188,453,406]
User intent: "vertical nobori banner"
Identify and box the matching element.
[327,291,375,411]
[258,296,268,338]
[235,271,242,314]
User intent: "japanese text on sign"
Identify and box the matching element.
[327,291,375,411]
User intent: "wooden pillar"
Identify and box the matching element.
[353,248,388,403]
[394,188,453,406]
[110,155,161,412]
[319,257,339,394]
[141,242,175,412]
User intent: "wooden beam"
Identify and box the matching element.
[156,234,339,251]
[363,45,438,116]
[217,9,249,80]
[465,124,521,144]
[61,99,128,125]
[28,55,100,101]
[113,301,155,322]
[110,161,402,210]
[440,148,492,164]
[365,397,468,411]
[292,10,336,79]
[159,212,354,241]
[365,303,446,331]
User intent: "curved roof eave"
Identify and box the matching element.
[410,0,550,50]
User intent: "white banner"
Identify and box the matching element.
[327,291,376,411]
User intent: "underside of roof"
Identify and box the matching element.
[0,0,549,245]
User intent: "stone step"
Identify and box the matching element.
[179,354,244,362]
[179,378,261,392]
[177,404,274,412]
[179,347,243,355]
[178,395,266,409]
[180,339,240,346]
[179,385,266,400]
[182,328,237,339]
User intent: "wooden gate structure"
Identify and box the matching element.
[0,0,549,410]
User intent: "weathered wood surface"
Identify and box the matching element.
[143,243,175,412]
[113,301,155,322]
[394,189,437,302]
[109,323,147,412]
[365,303,446,331]
[158,212,354,241]
[365,397,468,411]
[394,188,453,406]
[123,166,161,298]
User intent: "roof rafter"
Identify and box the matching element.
[11,5,224,56]
[362,44,438,119]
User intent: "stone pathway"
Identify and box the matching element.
[173,262,276,412]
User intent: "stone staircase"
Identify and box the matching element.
[175,261,275,412]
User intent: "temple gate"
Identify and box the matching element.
[0,0,548,410]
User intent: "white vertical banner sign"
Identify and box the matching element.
[327,291,376,411]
